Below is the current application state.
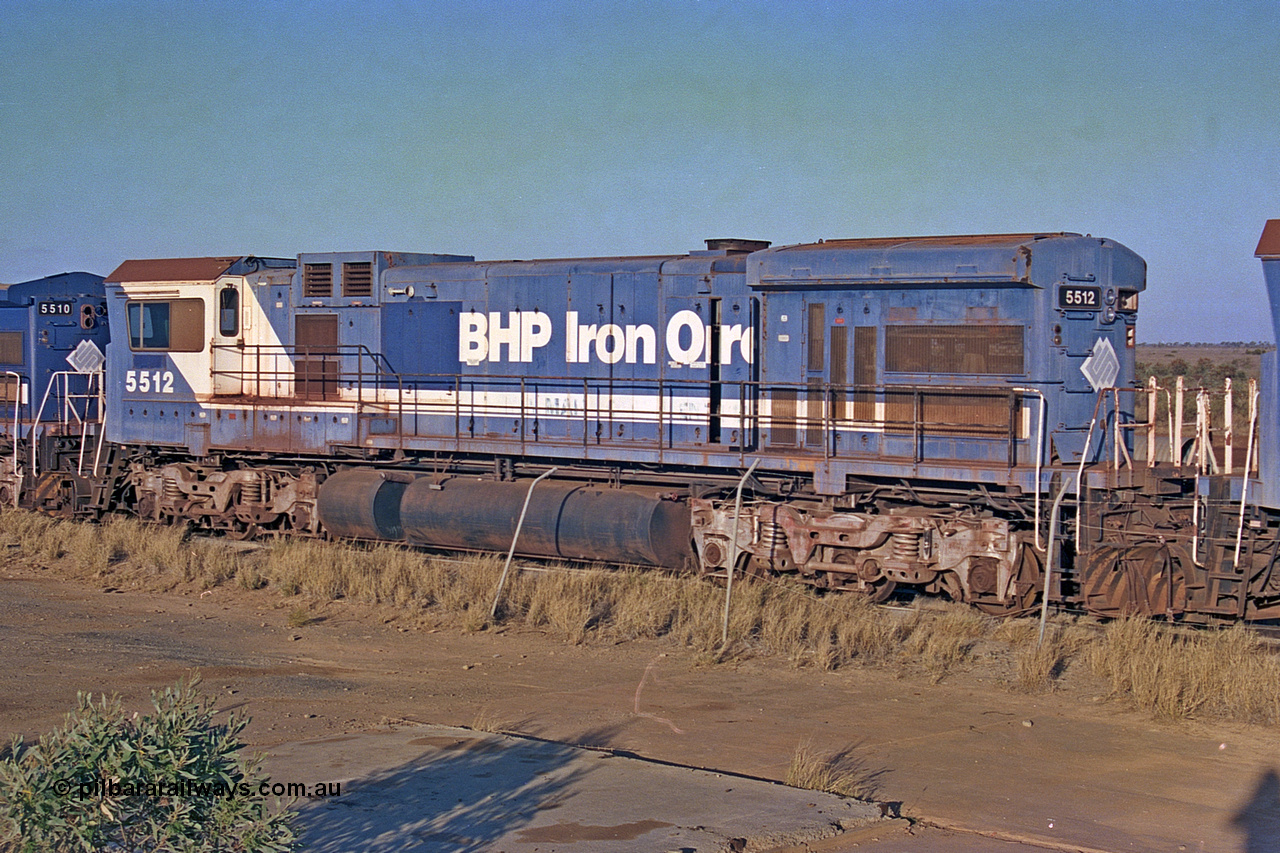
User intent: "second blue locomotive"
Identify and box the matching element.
[0,271,108,510]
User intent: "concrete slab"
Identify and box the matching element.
[270,724,887,852]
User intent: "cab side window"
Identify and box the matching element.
[219,287,239,337]
[126,299,205,352]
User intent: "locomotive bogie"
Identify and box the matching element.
[129,460,319,538]
[690,496,1031,611]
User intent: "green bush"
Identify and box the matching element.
[0,676,295,852]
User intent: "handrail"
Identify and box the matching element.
[1073,387,1116,553]
[723,458,761,645]
[490,467,558,620]
[4,371,22,508]
[208,360,1034,429]
[1129,375,1258,474]
[204,346,1052,472]
[1039,480,1074,645]
[30,370,102,478]
[211,341,397,373]
[1234,385,1261,570]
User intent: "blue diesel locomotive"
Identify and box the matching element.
[15,226,1280,621]
[0,271,109,511]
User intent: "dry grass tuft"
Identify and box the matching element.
[993,618,1095,693]
[0,508,246,591]
[469,708,514,733]
[286,606,313,628]
[785,740,880,800]
[1088,618,1280,724]
[900,605,991,683]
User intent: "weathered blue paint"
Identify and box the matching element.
[99,233,1147,499]
[0,272,109,437]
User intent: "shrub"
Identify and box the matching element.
[0,676,295,852]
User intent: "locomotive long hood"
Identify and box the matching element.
[747,232,1121,290]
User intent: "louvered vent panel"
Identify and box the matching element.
[829,324,848,421]
[303,263,333,298]
[806,377,825,446]
[342,262,373,297]
[769,389,797,447]
[852,326,877,421]
[806,303,825,372]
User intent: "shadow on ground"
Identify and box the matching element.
[296,732,589,852]
[1234,768,1280,853]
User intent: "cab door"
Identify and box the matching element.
[211,279,243,396]
[295,313,339,400]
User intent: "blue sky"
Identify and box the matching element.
[2,0,1277,341]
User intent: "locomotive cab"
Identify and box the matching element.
[103,256,297,454]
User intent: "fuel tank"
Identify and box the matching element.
[315,468,409,541]
[398,476,693,569]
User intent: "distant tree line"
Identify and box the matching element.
[1139,341,1275,350]
[1136,355,1259,423]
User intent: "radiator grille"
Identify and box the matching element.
[0,331,22,365]
[885,324,1023,375]
[885,388,1019,437]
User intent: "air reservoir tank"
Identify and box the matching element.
[397,476,692,569]
[315,468,409,540]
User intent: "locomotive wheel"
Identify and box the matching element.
[847,557,897,603]
[972,546,1042,616]
[1082,544,1189,619]
[226,522,260,541]
[135,492,158,521]
[819,553,898,603]
[861,576,898,603]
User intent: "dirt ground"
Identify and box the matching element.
[3,553,1280,852]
